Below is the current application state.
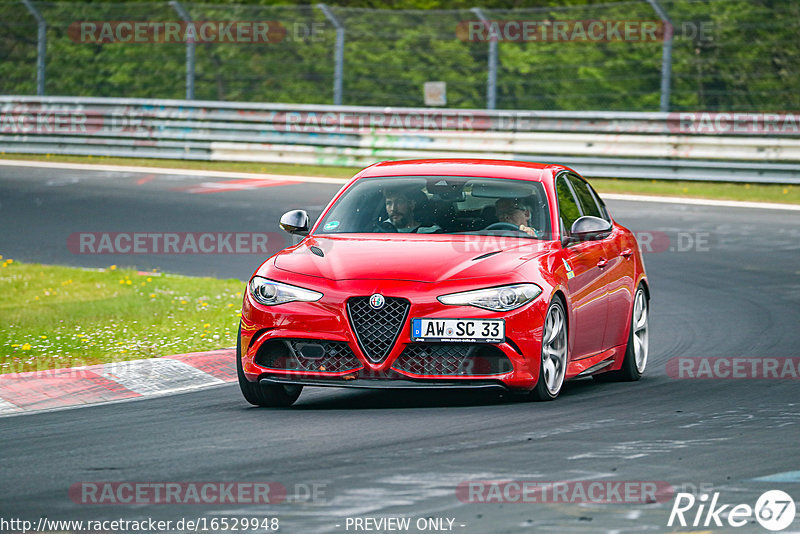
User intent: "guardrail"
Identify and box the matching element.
[2,96,800,183]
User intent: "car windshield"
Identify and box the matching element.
[316,176,551,239]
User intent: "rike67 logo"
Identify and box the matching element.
[668,490,796,531]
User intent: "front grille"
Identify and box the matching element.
[255,339,362,373]
[347,296,410,363]
[393,344,512,376]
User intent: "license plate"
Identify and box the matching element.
[411,318,505,343]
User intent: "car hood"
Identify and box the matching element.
[272,235,549,282]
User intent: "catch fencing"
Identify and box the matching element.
[2,1,799,112]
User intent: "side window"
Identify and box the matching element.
[587,182,611,221]
[567,174,602,219]
[555,174,581,233]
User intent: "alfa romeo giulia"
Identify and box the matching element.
[237,159,649,406]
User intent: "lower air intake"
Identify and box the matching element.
[255,339,362,373]
[393,344,512,376]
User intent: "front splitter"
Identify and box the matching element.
[259,376,510,390]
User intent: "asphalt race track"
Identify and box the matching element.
[1,163,799,533]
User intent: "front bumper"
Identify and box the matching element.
[240,275,548,391]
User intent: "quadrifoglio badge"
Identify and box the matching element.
[668,490,796,531]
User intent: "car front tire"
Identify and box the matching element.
[529,297,568,401]
[236,323,303,407]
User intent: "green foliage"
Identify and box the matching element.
[0,0,797,111]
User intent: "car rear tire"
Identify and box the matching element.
[594,284,649,382]
[529,297,568,401]
[236,323,303,407]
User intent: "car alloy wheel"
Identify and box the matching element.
[631,287,649,374]
[530,298,568,401]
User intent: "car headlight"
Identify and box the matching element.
[438,283,542,312]
[248,277,323,306]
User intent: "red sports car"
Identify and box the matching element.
[238,159,649,406]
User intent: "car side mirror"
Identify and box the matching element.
[280,210,310,235]
[568,216,612,242]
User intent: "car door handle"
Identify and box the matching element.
[621,248,634,258]
[597,258,609,268]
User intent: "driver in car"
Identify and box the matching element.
[383,187,441,233]
[494,197,541,237]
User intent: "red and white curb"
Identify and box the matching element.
[0,349,236,417]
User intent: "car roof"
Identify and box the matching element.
[357,159,563,182]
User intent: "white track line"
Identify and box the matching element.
[0,159,349,185]
[1,158,798,210]
[602,193,800,211]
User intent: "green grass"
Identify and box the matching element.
[590,177,799,205]
[2,153,798,205]
[0,257,244,375]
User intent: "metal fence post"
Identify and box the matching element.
[317,4,344,106]
[170,0,195,100]
[645,0,673,112]
[21,0,46,96]
[471,7,497,110]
